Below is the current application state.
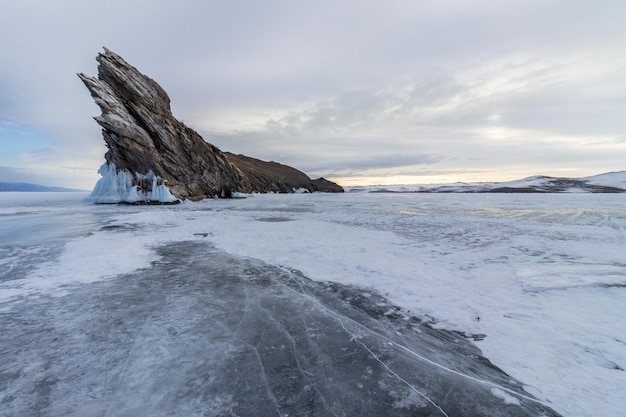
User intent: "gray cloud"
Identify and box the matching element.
[1,0,625,187]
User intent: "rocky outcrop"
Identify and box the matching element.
[310,177,346,193]
[224,153,317,193]
[79,48,342,202]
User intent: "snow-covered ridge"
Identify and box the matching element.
[346,171,626,193]
[85,163,179,204]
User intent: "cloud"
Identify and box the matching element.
[202,50,626,181]
[1,0,625,187]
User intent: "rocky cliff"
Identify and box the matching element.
[224,153,344,193]
[79,48,342,202]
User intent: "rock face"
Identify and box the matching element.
[79,48,342,202]
[224,153,344,193]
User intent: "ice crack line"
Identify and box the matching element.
[338,319,451,417]
[249,339,282,417]
[231,291,281,416]
[392,340,550,406]
[278,267,553,409]
[300,276,554,409]
[258,301,340,417]
[103,313,153,417]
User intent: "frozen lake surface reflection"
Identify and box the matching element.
[2,239,559,416]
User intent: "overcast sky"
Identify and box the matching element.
[1,0,625,188]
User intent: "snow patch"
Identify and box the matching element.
[490,387,521,405]
[0,231,159,301]
[583,171,626,189]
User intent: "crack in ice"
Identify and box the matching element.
[102,313,153,417]
[338,319,451,417]
[283,267,557,411]
[249,336,282,417]
[258,300,340,417]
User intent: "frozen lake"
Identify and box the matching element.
[1,191,625,416]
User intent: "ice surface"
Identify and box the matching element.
[2,192,625,416]
[0,240,559,416]
[85,163,178,204]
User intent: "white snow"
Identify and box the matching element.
[583,171,626,189]
[85,162,178,204]
[347,171,626,193]
[1,191,625,417]
[490,387,521,406]
[2,231,158,300]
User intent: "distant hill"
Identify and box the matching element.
[347,171,626,194]
[0,182,85,192]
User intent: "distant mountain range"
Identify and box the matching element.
[347,171,626,194]
[0,182,85,192]
[4,171,625,194]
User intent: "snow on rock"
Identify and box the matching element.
[85,163,178,204]
[583,171,626,189]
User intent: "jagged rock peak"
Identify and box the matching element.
[79,48,343,203]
